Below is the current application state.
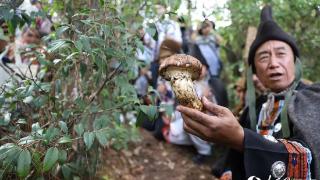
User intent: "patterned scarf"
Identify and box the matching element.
[256,84,295,135]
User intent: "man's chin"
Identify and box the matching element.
[269,84,289,93]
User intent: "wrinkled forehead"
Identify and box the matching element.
[255,40,293,56]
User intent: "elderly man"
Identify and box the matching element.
[177,5,319,180]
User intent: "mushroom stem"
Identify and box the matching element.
[165,67,203,110]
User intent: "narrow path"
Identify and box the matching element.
[98,129,219,180]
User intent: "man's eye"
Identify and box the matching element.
[259,56,268,61]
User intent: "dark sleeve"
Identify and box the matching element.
[242,128,312,179]
[234,100,313,179]
[189,44,208,67]
[243,128,288,179]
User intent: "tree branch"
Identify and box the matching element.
[88,63,122,103]
[0,62,25,80]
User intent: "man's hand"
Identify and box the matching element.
[177,97,244,151]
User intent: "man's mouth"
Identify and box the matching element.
[269,72,283,80]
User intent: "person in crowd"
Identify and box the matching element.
[1,26,41,65]
[233,75,267,117]
[139,77,174,138]
[31,0,54,36]
[17,27,42,65]
[177,5,320,179]
[191,19,228,107]
[233,77,247,117]
[0,20,10,53]
[253,74,268,96]
[178,16,192,54]
[0,20,15,64]
[134,27,154,102]
[140,3,182,88]
[134,65,151,99]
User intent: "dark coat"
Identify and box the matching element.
[230,82,320,179]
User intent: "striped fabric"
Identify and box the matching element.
[279,139,312,179]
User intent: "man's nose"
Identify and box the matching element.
[268,55,280,69]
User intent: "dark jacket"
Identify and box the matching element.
[230,82,320,179]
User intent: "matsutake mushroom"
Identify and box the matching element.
[159,54,203,110]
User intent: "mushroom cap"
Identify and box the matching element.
[159,54,202,81]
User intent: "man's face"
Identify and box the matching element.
[201,22,212,36]
[22,29,40,44]
[155,4,166,16]
[201,26,212,36]
[254,40,295,92]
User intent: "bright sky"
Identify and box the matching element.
[177,0,231,29]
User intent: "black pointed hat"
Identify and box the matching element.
[248,5,300,68]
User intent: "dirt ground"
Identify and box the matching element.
[97,129,220,180]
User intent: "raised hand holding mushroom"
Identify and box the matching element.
[159,54,203,110]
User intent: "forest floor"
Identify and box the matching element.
[97,128,222,180]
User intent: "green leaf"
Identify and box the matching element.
[61,164,72,179]
[65,52,79,60]
[56,25,70,36]
[53,59,62,64]
[48,39,72,53]
[39,82,51,92]
[146,23,158,41]
[74,123,84,136]
[62,110,72,119]
[58,150,67,164]
[23,96,33,104]
[0,112,11,125]
[44,127,59,142]
[26,84,35,96]
[80,62,87,77]
[59,121,68,133]
[75,97,86,110]
[160,104,174,116]
[33,95,48,108]
[1,8,14,21]
[17,119,27,124]
[79,35,91,53]
[18,136,34,145]
[95,129,108,147]
[1,146,21,168]
[21,12,32,25]
[43,147,59,172]
[146,26,156,38]
[140,105,159,121]
[32,122,43,135]
[83,132,95,150]
[74,40,83,51]
[32,152,42,174]
[99,0,105,6]
[17,149,31,178]
[37,55,52,66]
[0,96,4,106]
[136,109,149,127]
[55,79,62,94]
[93,115,109,130]
[0,169,4,179]
[58,136,72,144]
[0,143,15,161]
